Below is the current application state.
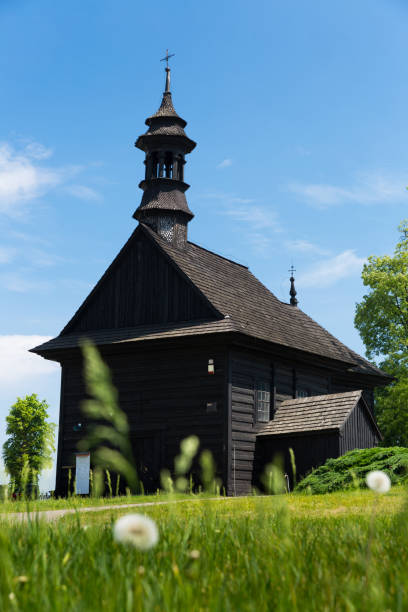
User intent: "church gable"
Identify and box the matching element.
[63,227,219,334]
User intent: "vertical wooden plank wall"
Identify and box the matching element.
[229,353,272,495]
[340,400,380,453]
[227,347,356,495]
[66,232,215,333]
[255,432,340,488]
[56,341,228,495]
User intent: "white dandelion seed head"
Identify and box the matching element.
[189,549,200,559]
[113,514,159,550]
[366,470,391,494]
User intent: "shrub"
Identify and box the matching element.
[295,446,408,494]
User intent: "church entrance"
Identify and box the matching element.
[131,430,164,493]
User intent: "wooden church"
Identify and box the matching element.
[32,64,389,496]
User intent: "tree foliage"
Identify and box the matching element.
[355,220,408,445]
[2,394,56,491]
[355,219,408,360]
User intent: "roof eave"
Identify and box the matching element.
[257,427,339,438]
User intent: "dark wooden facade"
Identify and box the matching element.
[49,334,383,496]
[31,70,390,496]
[56,338,227,494]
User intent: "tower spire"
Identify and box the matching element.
[289,265,298,307]
[160,49,175,93]
[133,56,196,249]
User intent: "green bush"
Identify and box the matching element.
[295,446,408,494]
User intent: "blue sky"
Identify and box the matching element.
[1,0,407,489]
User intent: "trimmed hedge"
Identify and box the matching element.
[295,447,408,494]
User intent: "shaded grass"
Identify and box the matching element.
[0,491,195,514]
[0,489,407,611]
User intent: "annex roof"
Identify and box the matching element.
[257,390,381,437]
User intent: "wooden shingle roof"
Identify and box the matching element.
[30,224,388,381]
[257,390,381,437]
[144,226,386,378]
[31,319,238,353]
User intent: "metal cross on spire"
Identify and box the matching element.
[160,49,175,69]
[288,265,296,278]
[160,50,175,92]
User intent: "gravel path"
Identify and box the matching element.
[1,497,227,522]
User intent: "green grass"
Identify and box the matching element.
[1,489,407,611]
[0,491,194,514]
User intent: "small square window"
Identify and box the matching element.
[206,401,217,413]
[297,389,309,398]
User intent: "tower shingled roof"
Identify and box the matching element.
[146,91,185,125]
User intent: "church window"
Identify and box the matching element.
[256,380,270,422]
[297,389,309,398]
[158,216,175,242]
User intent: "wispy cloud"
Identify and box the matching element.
[224,205,281,232]
[0,140,102,215]
[288,173,407,207]
[23,141,53,160]
[285,239,330,256]
[228,197,254,204]
[27,249,68,268]
[198,191,282,254]
[0,335,58,386]
[246,232,272,255]
[298,250,366,288]
[201,192,254,205]
[7,230,51,246]
[217,158,232,169]
[0,273,50,293]
[66,184,101,202]
[0,143,62,215]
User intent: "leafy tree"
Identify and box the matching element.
[3,394,56,493]
[355,220,408,445]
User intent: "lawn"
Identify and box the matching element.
[0,491,193,514]
[0,488,407,611]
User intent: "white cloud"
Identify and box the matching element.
[246,232,272,255]
[0,143,62,214]
[199,192,282,252]
[217,158,233,169]
[28,249,67,268]
[24,142,53,160]
[8,231,50,246]
[298,250,366,288]
[0,335,58,386]
[66,184,101,201]
[228,197,254,204]
[224,205,282,232]
[0,273,50,293]
[0,140,101,215]
[200,192,254,205]
[285,240,330,256]
[288,173,407,207]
